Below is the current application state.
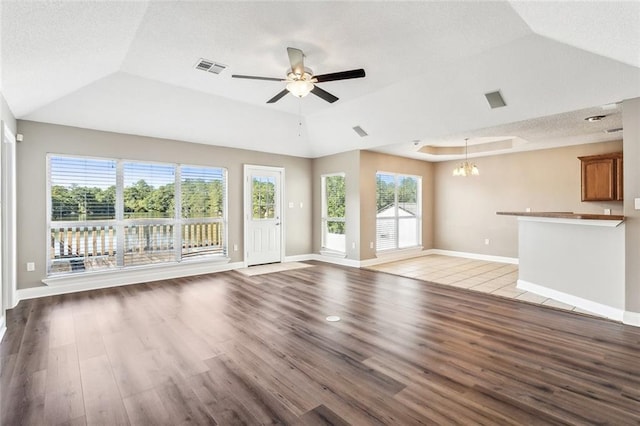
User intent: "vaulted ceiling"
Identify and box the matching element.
[1,1,639,160]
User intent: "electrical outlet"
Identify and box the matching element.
[26,262,35,272]
[299,202,303,208]
[484,238,490,245]
[351,242,356,249]
[233,244,238,252]
[604,208,611,215]
[525,207,531,212]
[370,242,374,249]
[288,202,294,208]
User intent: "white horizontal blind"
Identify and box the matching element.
[322,174,346,253]
[50,156,117,221]
[123,162,176,267]
[123,162,176,219]
[48,156,118,274]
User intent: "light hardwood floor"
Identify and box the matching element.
[1,262,639,425]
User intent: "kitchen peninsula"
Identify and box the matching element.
[497,211,625,320]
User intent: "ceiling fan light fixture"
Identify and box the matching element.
[286,79,314,98]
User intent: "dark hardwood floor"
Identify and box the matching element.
[1,262,639,425]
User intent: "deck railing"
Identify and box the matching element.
[49,221,224,274]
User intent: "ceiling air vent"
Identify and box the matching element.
[353,125,368,137]
[484,90,507,109]
[605,127,623,134]
[195,58,227,74]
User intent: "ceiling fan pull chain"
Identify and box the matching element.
[298,99,303,137]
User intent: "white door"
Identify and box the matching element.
[244,165,284,266]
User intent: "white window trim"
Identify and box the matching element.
[46,154,229,277]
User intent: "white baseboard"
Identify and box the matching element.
[283,254,315,262]
[623,310,640,327]
[18,261,244,302]
[517,279,624,322]
[428,249,519,265]
[287,252,423,268]
[289,249,516,269]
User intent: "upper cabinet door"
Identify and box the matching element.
[578,152,623,201]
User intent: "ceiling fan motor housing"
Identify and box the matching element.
[287,67,314,82]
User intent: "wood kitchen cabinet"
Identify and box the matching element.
[578,152,623,201]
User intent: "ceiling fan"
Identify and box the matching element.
[232,47,365,104]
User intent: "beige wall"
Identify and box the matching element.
[623,97,640,314]
[312,150,361,259]
[433,140,623,258]
[16,120,312,289]
[359,151,434,260]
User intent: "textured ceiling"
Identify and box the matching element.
[1,1,639,160]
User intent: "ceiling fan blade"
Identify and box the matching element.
[314,69,366,83]
[267,88,290,104]
[232,74,284,82]
[311,86,339,103]
[287,47,305,77]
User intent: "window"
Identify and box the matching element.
[47,154,227,275]
[123,162,176,267]
[49,156,118,273]
[252,176,276,219]
[181,166,226,258]
[321,173,346,254]
[376,172,421,251]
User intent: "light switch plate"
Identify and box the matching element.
[635,198,640,210]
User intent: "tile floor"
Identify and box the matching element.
[367,254,601,317]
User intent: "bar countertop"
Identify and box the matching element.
[496,211,625,221]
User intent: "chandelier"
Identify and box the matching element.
[453,138,479,177]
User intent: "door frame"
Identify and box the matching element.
[243,164,285,267]
[2,123,17,311]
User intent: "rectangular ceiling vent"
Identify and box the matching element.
[352,125,369,137]
[195,58,227,74]
[605,127,623,134]
[484,90,507,109]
